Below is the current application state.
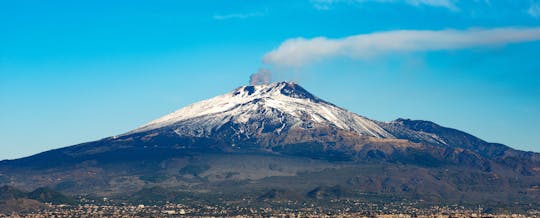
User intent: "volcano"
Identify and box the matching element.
[1,82,539,206]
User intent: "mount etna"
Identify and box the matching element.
[1,82,539,210]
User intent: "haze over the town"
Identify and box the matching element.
[1,0,540,160]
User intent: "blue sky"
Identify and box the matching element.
[1,0,539,160]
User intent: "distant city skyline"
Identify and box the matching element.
[1,0,540,160]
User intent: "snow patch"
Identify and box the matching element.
[129,82,394,139]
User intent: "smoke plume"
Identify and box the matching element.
[249,68,272,85]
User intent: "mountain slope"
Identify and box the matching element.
[131,82,393,139]
[380,118,540,175]
[0,185,73,214]
[0,81,538,206]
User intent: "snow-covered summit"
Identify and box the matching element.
[129,82,394,139]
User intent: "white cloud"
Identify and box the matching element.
[311,0,458,11]
[213,11,265,20]
[263,27,540,67]
[403,0,457,10]
[528,2,540,18]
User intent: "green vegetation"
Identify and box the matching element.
[0,185,27,201]
[27,187,76,205]
[139,174,169,183]
[0,185,75,213]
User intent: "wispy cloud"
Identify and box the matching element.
[528,2,540,18]
[263,27,540,67]
[406,0,458,10]
[311,0,458,11]
[213,11,265,20]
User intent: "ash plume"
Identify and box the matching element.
[249,68,272,85]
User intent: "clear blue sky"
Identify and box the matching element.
[1,0,539,160]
